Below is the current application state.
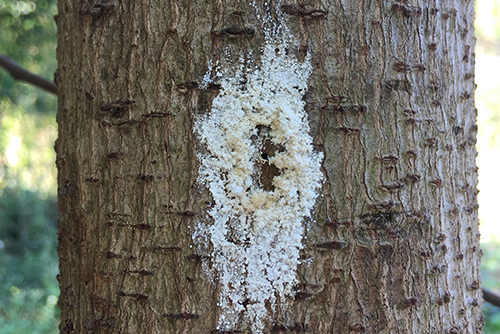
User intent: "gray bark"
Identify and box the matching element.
[56,0,482,333]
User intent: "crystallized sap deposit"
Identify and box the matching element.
[195,4,323,333]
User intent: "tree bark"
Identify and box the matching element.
[56,0,482,333]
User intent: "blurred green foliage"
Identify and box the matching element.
[474,2,500,331]
[482,241,500,333]
[0,187,59,334]
[0,0,57,114]
[475,0,500,150]
[476,0,500,56]
[0,0,59,332]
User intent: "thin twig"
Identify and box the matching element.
[0,53,57,95]
[484,288,500,308]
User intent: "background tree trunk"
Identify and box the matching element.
[56,0,482,333]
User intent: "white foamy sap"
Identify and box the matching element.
[194,3,323,332]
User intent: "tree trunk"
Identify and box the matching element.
[56,0,482,333]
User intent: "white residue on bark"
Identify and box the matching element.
[194,2,323,333]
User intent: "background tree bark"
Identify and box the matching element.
[56,0,482,333]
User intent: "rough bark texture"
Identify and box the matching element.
[56,0,482,333]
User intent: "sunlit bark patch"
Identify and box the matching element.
[194,3,323,333]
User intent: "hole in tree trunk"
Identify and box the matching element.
[252,125,284,192]
[260,140,281,192]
